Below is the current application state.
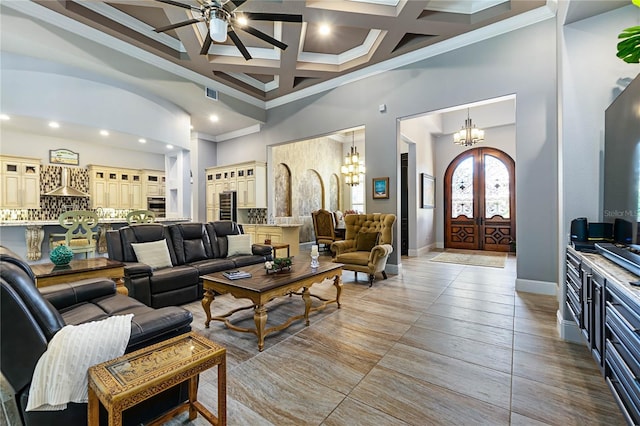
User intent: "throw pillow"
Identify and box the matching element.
[355,231,381,251]
[227,234,253,256]
[131,239,173,270]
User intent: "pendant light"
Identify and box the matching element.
[341,132,365,186]
[453,108,484,147]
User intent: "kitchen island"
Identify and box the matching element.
[240,224,302,257]
[0,217,190,262]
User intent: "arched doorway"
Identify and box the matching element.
[444,147,515,252]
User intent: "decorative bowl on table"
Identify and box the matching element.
[265,257,292,274]
[50,244,74,266]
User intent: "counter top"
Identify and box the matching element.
[568,246,640,300]
[0,217,191,227]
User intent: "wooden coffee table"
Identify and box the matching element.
[88,331,226,426]
[201,261,342,351]
[31,257,128,295]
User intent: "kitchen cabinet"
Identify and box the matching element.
[89,165,155,209]
[0,155,41,209]
[205,161,266,213]
[142,170,165,197]
[241,224,300,256]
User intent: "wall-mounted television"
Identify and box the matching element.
[603,74,640,246]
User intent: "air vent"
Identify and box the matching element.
[205,87,218,101]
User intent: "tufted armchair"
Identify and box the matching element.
[331,213,396,286]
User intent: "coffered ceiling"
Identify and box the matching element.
[0,0,628,146]
[30,0,545,103]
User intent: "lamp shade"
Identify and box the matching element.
[210,17,228,42]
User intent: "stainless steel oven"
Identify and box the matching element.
[147,197,166,217]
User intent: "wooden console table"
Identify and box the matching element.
[88,331,226,426]
[31,258,128,295]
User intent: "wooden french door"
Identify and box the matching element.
[444,148,515,252]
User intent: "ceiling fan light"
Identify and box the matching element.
[210,17,228,42]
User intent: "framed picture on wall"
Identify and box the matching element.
[421,173,435,209]
[372,177,390,199]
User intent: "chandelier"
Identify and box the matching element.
[453,108,485,147]
[341,132,365,186]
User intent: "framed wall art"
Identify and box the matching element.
[421,173,435,209]
[372,177,390,199]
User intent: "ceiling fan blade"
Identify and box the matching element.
[154,18,201,33]
[154,0,198,11]
[228,29,252,60]
[243,12,303,23]
[242,25,287,50]
[223,0,247,12]
[200,32,213,55]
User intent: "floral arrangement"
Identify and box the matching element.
[265,257,292,273]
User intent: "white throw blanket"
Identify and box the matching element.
[26,314,133,411]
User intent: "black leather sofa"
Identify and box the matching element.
[0,247,193,426]
[106,221,272,308]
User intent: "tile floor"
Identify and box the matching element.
[1,251,625,425]
[166,251,625,426]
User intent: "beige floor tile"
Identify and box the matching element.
[511,375,626,425]
[413,313,514,348]
[427,302,515,330]
[434,293,515,316]
[322,397,410,426]
[378,343,512,409]
[399,325,513,373]
[349,366,510,425]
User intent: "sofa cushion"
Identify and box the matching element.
[131,239,173,270]
[189,258,236,276]
[227,234,252,256]
[184,239,207,263]
[334,251,370,266]
[355,231,380,252]
[149,265,199,294]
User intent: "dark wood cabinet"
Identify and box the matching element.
[567,247,640,425]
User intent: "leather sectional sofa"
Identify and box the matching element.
[0,247,193,426]
[106,221,272,308]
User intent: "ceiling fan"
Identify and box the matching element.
[154,0,303,60]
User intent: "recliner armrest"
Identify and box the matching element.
[40,278,117,311]
[123,262,153,277]
[252,244,273,257]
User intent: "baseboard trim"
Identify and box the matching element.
[515,278,557,296]
[386,263,401,275]
[408,243,436,257]
[557,310,583,344]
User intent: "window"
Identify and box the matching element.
[351,184,364,213]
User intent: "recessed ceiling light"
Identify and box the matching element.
[48,121,60,128]
[209,114,219,122]
[166,144,174,149]
[138,138,147,143]
[0,114,9,121]
[319,24,331,36]
[100,130,109,136]
[190,125,194,130]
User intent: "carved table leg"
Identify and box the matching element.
[202,289,215,328]
[302,287,312,326]
[114,277,128,296]
[333,274,343,308]
[254,304,267,351]
[25,225,44,261]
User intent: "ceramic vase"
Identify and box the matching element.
[50,244,74,266]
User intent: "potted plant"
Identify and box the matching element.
[617,0,640,63]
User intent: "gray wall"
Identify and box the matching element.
[0,129,165,170]
[216,19,559,287]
